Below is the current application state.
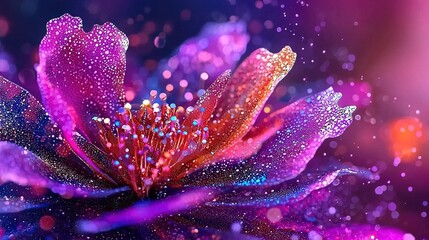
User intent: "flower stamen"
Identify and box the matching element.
[93,91,208,196]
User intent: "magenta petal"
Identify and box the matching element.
[77,188,218,233]
[0,142,52,188]
[37,14,128,142]
[184,88,355,187]
[237,87,356,185]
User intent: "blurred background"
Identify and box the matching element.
[0,0,428,238]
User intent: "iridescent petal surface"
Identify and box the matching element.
[184,88,355,186]
[37,14,128,143]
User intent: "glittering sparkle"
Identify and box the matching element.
[93,92,210,195]
[0,13,403,240]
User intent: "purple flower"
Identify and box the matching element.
[0,14,405,239]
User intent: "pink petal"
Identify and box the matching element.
[183,88,355,187]
[77,188,218,233]
[37,14,128,143]
[139,21,249,103]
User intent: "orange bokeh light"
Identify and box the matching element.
[389,117,424,161]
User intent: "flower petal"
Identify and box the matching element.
[180,46,297,172]
[210,46,296,147]
[209,119,281,162]
[0,142,52,188]
[0,142,128,198]
[71,132,122,183]
[183,88,355,186]
[206,167,366,207]
[183,70,231,128]
[37,14,128,143]
[0,77,123,197]
[140,21,249,103]
[169,71,231,175]
[239,87,355,185]
[77,188,218,233]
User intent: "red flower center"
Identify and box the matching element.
[93,91,208,196]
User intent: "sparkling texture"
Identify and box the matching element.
[184,87,355,187]
[37,14,127,145]
[0,14,397,239]
[0,76,118,196]
[207,168,363,207]
[37,14,129,182]
[176,46,297,174]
